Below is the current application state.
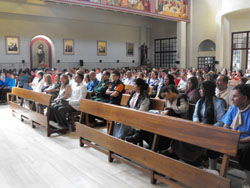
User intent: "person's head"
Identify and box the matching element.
[102,71,110,81]
[112,70,120,82]
[232,84,250,109]
[133,78,149,94]
[60,74,69,86]
[188,76,199,90]
[84,74,90,83]
[138,72,144,79]
[6,71,11,78]
[96,68,101,74]
[55,72,61,83]
[52,68,58,74]
[10,72,15,79]
[89,71,96,81]
[222,68,228,76]
[66,72,72,81]
[180,72,187,81]
[74,73,84,84]
[160,85,178,101]
[44,74,52,85]
[239,77,248,85]
[151,71,158,79]
[126,71,132,79]
[199,80,216,98]
[237,70,243,77]
[37,71,44,79]
[197,75,204,86]
[216,74,228,91]
[164,74,175,86]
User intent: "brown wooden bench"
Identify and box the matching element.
[76,99,240,188]
[120,94,165,111]
[125,84,153,95]
[8,87,66,136]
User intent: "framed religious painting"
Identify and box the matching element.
[97,40,107,56]
[63,39,74,55]
[126,43,134,56]
[5,36,20,54]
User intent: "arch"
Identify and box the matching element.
[198,40,216,52]
[30,35,55,69]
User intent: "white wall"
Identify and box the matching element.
[186,0,219,69]
[0,0,176,70]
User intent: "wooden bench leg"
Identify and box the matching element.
[32,121,36,128]
[107,120,114,163]
[150,172,157,184]
[150,134,159,184]
[108,151,114,162]
[47,127,51,137]
[220,155,229,177]
[80,137,84,147]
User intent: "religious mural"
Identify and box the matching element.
[37,0,190,21]
[157,0,188,19]
[82,0,101,3]
[107,0,151,12]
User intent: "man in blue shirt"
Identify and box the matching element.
[222,84,250,185]
[0,72,16,103]
[87,71,99,92]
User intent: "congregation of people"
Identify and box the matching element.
[1,65,250,184]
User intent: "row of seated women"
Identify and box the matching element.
[115,77,226,169]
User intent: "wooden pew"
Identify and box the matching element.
[76,99,240,188]
[125,85,153,95]
[8,87,66,136]
[120,94,165,111]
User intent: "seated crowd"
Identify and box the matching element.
[1,65,250,185]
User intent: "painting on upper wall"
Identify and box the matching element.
[157,0,188,20]
[63,39,74,55]
[5,36,20,55]
[126,43,134,56]
[84,0,101,3]
[97,41,107,56]
[107,0,151,12]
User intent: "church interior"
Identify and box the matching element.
[1,0,250,187]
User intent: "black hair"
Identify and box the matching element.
[234,84,250,100]
[218,74,229,83]
[37,71,44,78]
[104,71,110,77]
[197,80,216,124]
[161,85,178,95]
[113,70,120,77]
[77,73,84,81]
[165,74,176,86]
[134,78,149,94]
[188,76,199,90]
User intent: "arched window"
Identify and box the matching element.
[198,40,216,51]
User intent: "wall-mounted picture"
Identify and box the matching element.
[126,43,134,56]
[6,36,20,54]
[63,39,74,55]
[97,40,107,56]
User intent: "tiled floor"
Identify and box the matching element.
[0,104,245,188]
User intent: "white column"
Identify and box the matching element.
[177,21,187,68]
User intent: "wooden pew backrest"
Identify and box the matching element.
[11,87,51,106]
[78,99,240,157]
[121,94,165,111]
